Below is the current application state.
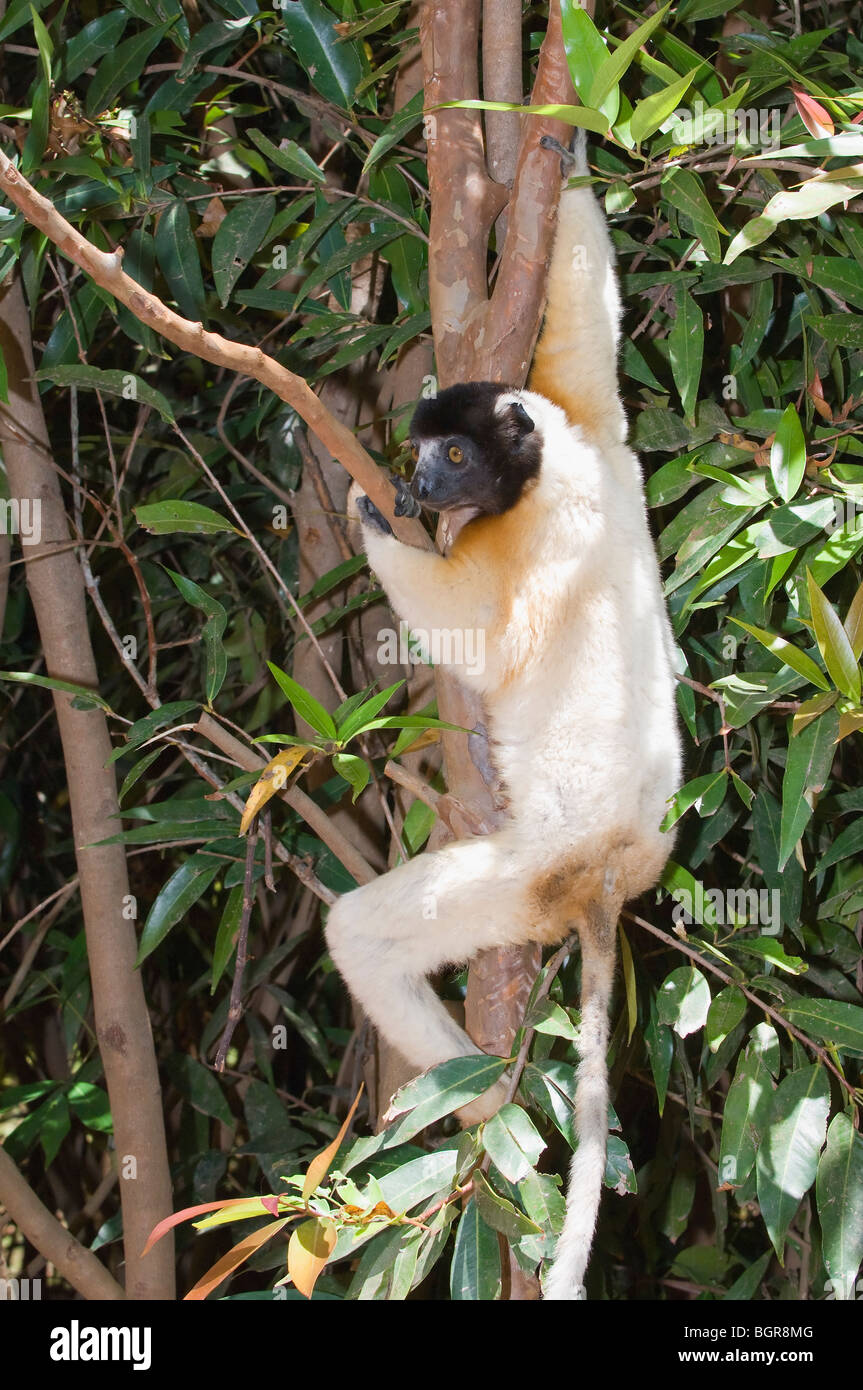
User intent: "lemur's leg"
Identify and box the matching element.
[529,136,626,446]
[325,831,534,1122]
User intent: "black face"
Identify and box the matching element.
[408,382,541,517]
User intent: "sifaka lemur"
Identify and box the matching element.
[325,137,682,1300]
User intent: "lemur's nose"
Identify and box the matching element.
[413,475,431,500]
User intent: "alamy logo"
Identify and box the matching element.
[377,620,486,675]
[672,885,781,936]
[49,1320,151,1371]
[0,497,41,545]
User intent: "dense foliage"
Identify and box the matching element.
[1,0,862,1301]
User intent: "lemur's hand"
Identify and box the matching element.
[357,494,393,536]
[394,476,421,519]
[351,475,419,535]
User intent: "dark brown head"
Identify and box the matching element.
[409,383,541,517]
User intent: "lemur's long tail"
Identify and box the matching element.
[542,915,615,1301]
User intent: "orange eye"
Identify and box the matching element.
[411,445,419,462]
[448,445,463,463]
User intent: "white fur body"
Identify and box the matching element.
[326,170,682,1300]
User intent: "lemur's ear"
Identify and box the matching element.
[507,401,535,436]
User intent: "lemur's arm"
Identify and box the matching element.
[355,490,490,639]
[529,135,627,447]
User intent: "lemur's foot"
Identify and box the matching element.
[357,494,393,536]
[540,133,579,176]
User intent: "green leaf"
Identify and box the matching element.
[62,9,128,83]
[526,997,579,1041]
[471,1171,542,1241]
[668,284,703,422]
[659,771,727,832]
[481,1104,545,1183]
[450,1199,501,1301]
[107,701,200,764]
[656,967,711,1038]
[816,816,863,874]
[661,167,724,261]
[844,579,863,661]
[118,747,164,805]
[211,884,244,993]
[135,501,238,536]
[337,681,403,741]
[559,1,619,125]
[816,1114,863,1301]
[267,662,336,739]
[136,855,222,965]
[0,670,112,713]
[631,69,696,146]
[734,275,774,372]
[299,553,368,607]
[154,201,206,324]
[806,570,861,702]
[331,752,370,802]
[805,314,863,352]
[522,1060,579,1149]
[86,20,172,117]
[177,16,254,79]
[281,0,363,108]
[778,707,839,869]
[164,569,228,706]
[644,1009,673,1114]
[770,403,806,504]
[212,195,276,307]
[67,1082,112,1133]
[166,1054,234,1128]
[756,1064,830,1260]
[722,1249,773,1301]
[706,985,747,1054]
[34,364,175,423]
[368,166,424,313]
[247,128,325,184]
[38,1093,71,1167]
[725,178,863,265]
[605,1135,637,1194]
[362,90,424,173]
[727,938,805,975]
[717,1035,775,1188]
[382,1056,509,1145]
[729,617,829,692]
[784,999,863,1052]
[587,4,671,110]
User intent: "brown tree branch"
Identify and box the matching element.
[0,274,175,1299]
[194,712,376,886]
[0,1144,125,1300]
[0,151,430,551]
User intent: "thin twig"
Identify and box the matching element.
[214,824,258,1071]
[626,910,859,1105]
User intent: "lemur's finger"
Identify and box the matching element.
[394,477,421,518]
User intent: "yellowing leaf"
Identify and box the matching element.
[240,746,313,834]
[184,1218,289,1301]
[288,1217,337,1299]
[302,1085,363,1203]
